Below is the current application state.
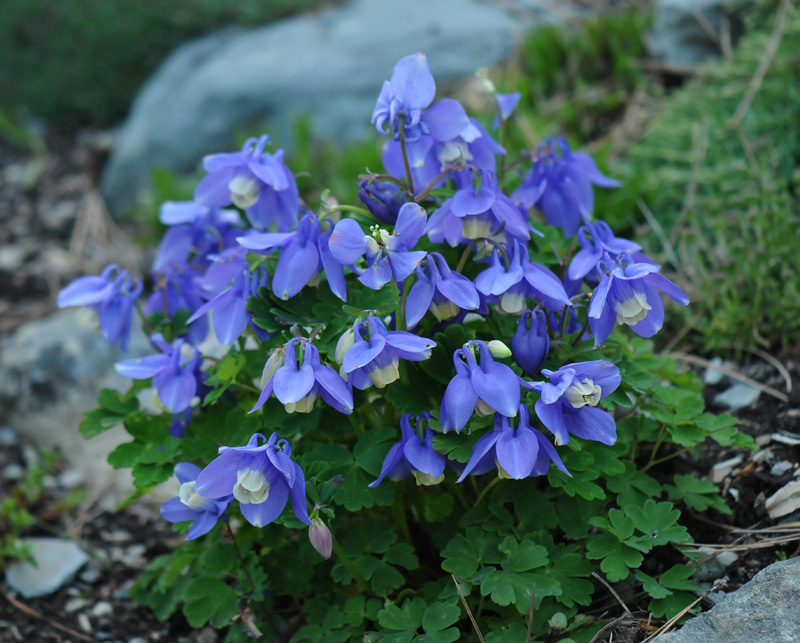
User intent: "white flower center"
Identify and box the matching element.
[233,468,270,504]
[285,391,318,414]
[430,299,459,322]
[437,141,473,170]
[475,398,495,417]
[461,216,493,240]
[178,481,208,509]
[412,471,445,486]
[614,292,651,326]
[368,359,400,388]
[229,175,261,209]
[499,291,525,315]
[565,378,602,409]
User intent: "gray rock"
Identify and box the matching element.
[649,0,730,65]
[101,0,572,213]
[5,538,89,598]
[0,309,149,494]
[714,382,761,410]
[652,557,800,642]
[694,548,739,581]
[771,461,794,477]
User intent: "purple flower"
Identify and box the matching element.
[425,171,531,247]
[160,463,230,540]
[340,316,436,390]
[513,137,620,237]
[588,253,689,347]
[195,432,311,528]
[369,413,447,487]
[530,360,621,446]
[250,338,353,415]
[187,266,269,345]
[359,180,407,224]
[382,118,504,195]
[511,309,550,376]
[372,53,470,143]
[456,407,569,481]
[328,203,427,290]
[406,253,480,329]
[153,201,243,273]
[492,91,521,129]
[145,268,208,346]
[57,264,143,351]
[441,341,525,434]
[194,135,299,232]
[567,221,649,282]
[115,335,201,413]
[237,213,346,301]
[474,241,573,314]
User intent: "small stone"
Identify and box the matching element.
[59,469,85,488]
[5,538,89,598]
[80,560,103,584]
[65,598,91,613]
[755,434,772,447]
[714,383,761,410]
[772,431,800,446]
[91,601,113,618]
[0,426,17,445]
[113,579,135,600]
[695,548,739,581]
[752,448,775,463]
[129,638,148,643]
[711,455,743,484]
[78,613,92,633]
[728,487,739,502]
[765,480,800,519]
[2,463,24,481]
[703,357,726,385]
[119,544,147,569]
[770,461,794,477]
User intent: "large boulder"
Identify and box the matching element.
[100,0,570,213]
[653,557,800,643]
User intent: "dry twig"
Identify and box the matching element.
[1,590,95,642]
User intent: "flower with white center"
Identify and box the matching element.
[161,463,231,540]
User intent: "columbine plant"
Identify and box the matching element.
[65,52,753,642]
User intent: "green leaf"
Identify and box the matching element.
[421,602,460,633]
[415,629,460,643]
[421,324,473,385]
[480,568,560,612]
[384,543,419,570]
[182,577,239,628]
[545,547,594,608]
[216,353,246,382]
[665,474,732,515]
[500,537,549,573]
[586,537,642,582]
[354,426,398,476]
[378,597,426,631]
[98,387,139,415]
[624,500,689,547]
[371,560,405,594]
[80,388,140,438]
[441,533,480,578]
[107,442,145,469]
[635,570,674,599]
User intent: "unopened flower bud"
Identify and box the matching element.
[309,517,332,560]
[486,340,512,359]
[359,180,406,224]
[511,309,550,376]
[335,328,356,364]
[260,348,285,388]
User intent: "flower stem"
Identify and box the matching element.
[226,522,285,643]
[397,118,416,197]
[331,537,368,592]
[475,475,501,506]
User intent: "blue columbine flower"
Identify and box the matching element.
[58,264,143,351]
[328,202,428,290]
[115,335,202,413]
[406,253,480,329]
[456,407,570,481]
[474,240,573,315]
[340,316,436,389]
[492,91,521,129]
[511,309,550,376]
[372,53,470,143]
[382,118,504,195]
[160,463,231,540]
[425,171,531,247]
[567,221,650,282]
[187,266,269,345]
[194,135,299,232]
[153,201,243,274]
[195,432,311,528]
[358,179,407,224]
[441,341,525,433]
[588,253,689,347]
[530,360,621,446]
[369,413,447,487]
[250,338,353,415]
[145,267,209,346]
[237,212,346,301]
[513,137,620,237]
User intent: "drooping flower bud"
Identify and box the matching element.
[335,328,356,364]
[511,309,550,376]
[359,180,406,224]
[309,517,333,560]
[486,340,512,359]
[260,348,285,389]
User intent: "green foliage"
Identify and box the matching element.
[0,0,333,125]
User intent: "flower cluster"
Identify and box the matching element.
[60,51,690,559]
